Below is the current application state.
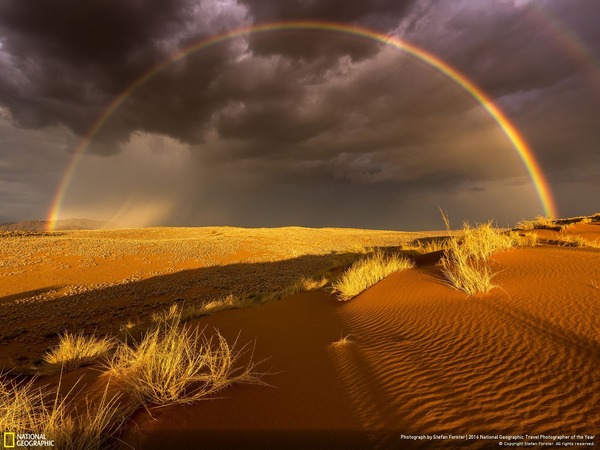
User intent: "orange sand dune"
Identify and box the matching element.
[538,221,600,243]
[123,239,600,448]
[0,227,425,367]
[2,224,599,448]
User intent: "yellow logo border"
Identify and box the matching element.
[3,432,16,448]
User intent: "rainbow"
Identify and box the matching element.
[46,21,558,230]
[525,5,600,97]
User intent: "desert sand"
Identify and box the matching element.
[0,226,431,368]
[1,220,599,449]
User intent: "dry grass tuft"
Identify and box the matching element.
[332,251,414,301]
[330,334,353,348]
[440,244,496,295]
[457,221,518,260]
[438,214,515,295]
[345,243,374,254]
[152,278,331,325]
[559,223,575,231]
[0,376,41,437]
[182,295,252,320]
[403,238,451,255]
[151,304,182,323]
[105,312,264,407]
[43,332,115,370]
[151,295,253,325]
[120,319,141,332]
[247,275,331,305]
[507,231,539,247]
[293,276,329,292]
[439,214,538,296]
[0,374,127,450]
[555,235,600,249]
[517,213,600,231]
[516,215,557,231]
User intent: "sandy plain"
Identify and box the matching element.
[1,220,599,449]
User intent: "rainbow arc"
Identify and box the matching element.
[47,21,558,230]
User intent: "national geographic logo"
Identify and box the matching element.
[2,433,54,448]
[3,432,15,448]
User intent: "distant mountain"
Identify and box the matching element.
[0,218,111,231]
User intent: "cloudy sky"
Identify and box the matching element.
[0,0,598,230]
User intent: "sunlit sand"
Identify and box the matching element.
[1,216,599,449]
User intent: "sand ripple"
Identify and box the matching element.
[332,246,600,447]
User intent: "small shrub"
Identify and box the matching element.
[515,215,557,231]
[0,374,127,450]
[151,295,252,325]
[332,251,414,301]
[330,334,353,348]
[556,235,600,248]
[245,276,330,305]
[293,276,329,292]
[458,221,516,260]
[0,376,41,436]
[151,304,180,324]
[120,319,140,332]
[440,241,496,295]
[403,238,450,254]
[345,243,373,254]
[43,332,114,370]
[438,215,507,295]
[105,314,263,407]
[183,295,252,320]
[507,231,539,247]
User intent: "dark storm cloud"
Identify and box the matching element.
[0,0,598,227]
[0,0,597,154]
[0,0,224,137]
[0,0,190,67]
[394,1,600,195]
[407,0,600,97]
[239,0,417,28]
[0,0,420,147]
[240,0,419,61]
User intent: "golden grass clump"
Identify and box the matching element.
[516,215,557,230]
[151,303,183,323]
[516,213,600,231]
[507,231,539,247]
[457,221,517,260]
[330,334,353,348]
[556,235,600,249]
[345,243,374,254]
[0,377,41,436]
[246,275,331,305]
[439,213,539,296]
[439,216,512,295]
[183,295,252,320]
[558,223,575,231]
[43,332,115,370]
[152,296,253,324]
[296,276,329,291]
[105,312,263,407]
[440,242,496,295]
[403,238,450,254]
[332,251,414,301]
[0,375,127,450]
